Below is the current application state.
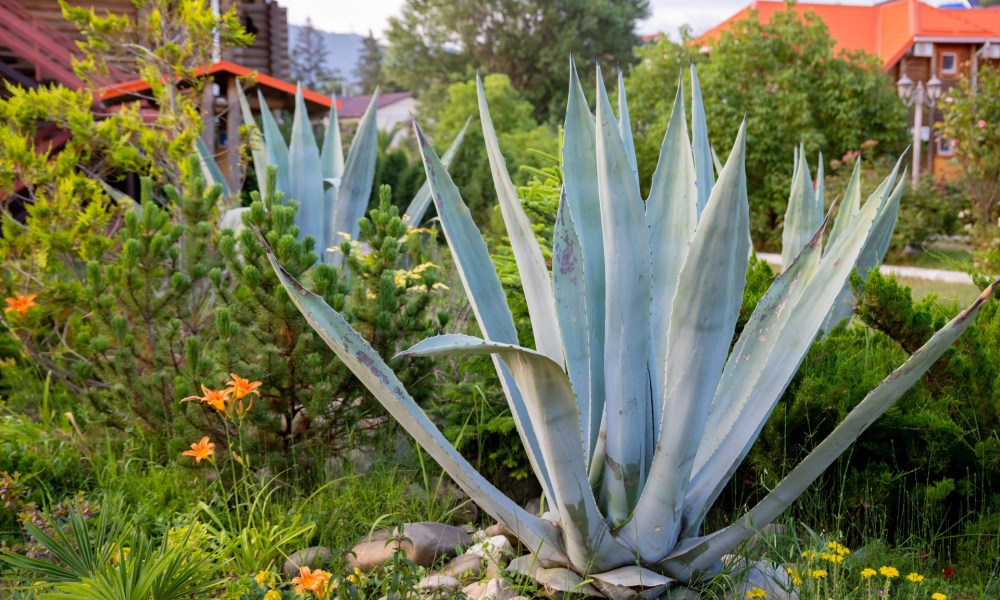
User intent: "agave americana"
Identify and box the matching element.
[259,63,997,594]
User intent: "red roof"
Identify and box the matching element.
[338,92,415,119]
[99,60,336,109]
[694,0,1000,70]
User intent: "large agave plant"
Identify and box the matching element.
[206,85,470,264]
[259,63,997,594]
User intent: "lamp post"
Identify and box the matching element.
[897,73,943,187]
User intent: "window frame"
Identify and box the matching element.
[940,51,958,75]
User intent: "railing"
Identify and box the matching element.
[0,0,82,88]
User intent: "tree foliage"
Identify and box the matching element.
[429,74,558,224]
[291,17,341,95]
[384,0,649,123]
[941,65,1000,265]
[626,9,908,248]
[354,31,386,94]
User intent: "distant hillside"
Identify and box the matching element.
[288,26,364,92]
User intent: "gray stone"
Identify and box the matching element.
[282,546,332,579]
[438,554,484,581]
[483,524,520,550]
[462,581,489,600]
[348,522,472,570]
[415,575,461,593]
[523,497,542,516]
[484,578,512,600]
[465,535,513,562]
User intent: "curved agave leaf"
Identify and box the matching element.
[414,122,558,508]
[563,58,607,465]
[329,91,379,263]
[477,76,564,365]
[256,89,289,195]
[288,87,327,253]
[621,121,749,561]
[403,117,471,225]
[690,62,714,215]
[400,334,634,572]
[195,137,232,198]
[235,80,268,200]
[826,156,862,249]
[320,91,345,183]
[259,239,570,566]
[552,191,593,461]
[822,156,905,330]
[781,145,818,271]
[683,206,845,538]
[662,280,999,580]
[815,151,825,226]
[595,68,652,524]
[646,78,697,432]
[591,565,674,588]
[617,69,640,192]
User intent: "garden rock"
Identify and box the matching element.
[438,554,484,580]
[483,524,520,550]
[462,581,489,600]
[415,574,461,594]
[282,546,332,578]
[348,522,472,570]
[465,535,513,562]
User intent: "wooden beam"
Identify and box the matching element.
[0,60,37,88]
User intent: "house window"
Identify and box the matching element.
[940,52,958,74]
[937,137,955,156]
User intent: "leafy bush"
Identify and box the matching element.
[747,271,1000,566]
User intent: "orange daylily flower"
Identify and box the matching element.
[181,385,231,412]
[4,293,37,315]
[225,373,261,416]
[225,373,261,400]
[180,436,215,463]
[291,566,332,597]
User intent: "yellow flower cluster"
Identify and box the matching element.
[745,586,767,598]
[879,565,900,579]
[392,262,449,293]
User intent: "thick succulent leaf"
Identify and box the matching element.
[477,76,563,365]
[646,79,697,431]
[536,566,601,597]
[682,208,836,537]
[288,87,327,254]
[690,63,714,215]
[259,245,570,566]
[400,334,635,572]
[562,58,606,462]
[256,89,289,195]
[235,81,268,199]
[595,68,652,524]
[822,156,904,329]
[403,117,471,225]
[781,145,818,271]
[617,69,640,192]
[552,191,593,460]
[622,121,749,560]
[414,122,557,506]
[195,137,232,198]
[663,281,999,579]
[320,92,345,182]
[329,91,379,262]
[591,566,674,588]
[826,157,862,249]
[815,151,825,225]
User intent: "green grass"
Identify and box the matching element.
[895,276,982,307]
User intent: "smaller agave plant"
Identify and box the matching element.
[203,82,470,264]
[259,62,997,596]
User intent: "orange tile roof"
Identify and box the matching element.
[99,60,336,109]
[694,0,1000,70]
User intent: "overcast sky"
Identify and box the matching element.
[281,0,901,40]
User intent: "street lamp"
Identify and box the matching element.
[897,73,943,187]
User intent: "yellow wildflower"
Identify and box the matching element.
[347,566,364,586]
[746,586,767,598]
[931,593,947,600]
[264,591,282,600]
[906,572,924,583]
[827,541,850,555]
[810,569,827,579]
[786,567,803,586]
[879,566,899,579]
[860,568,877,578]
[254,570,274,588]
[801,550,816,561]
